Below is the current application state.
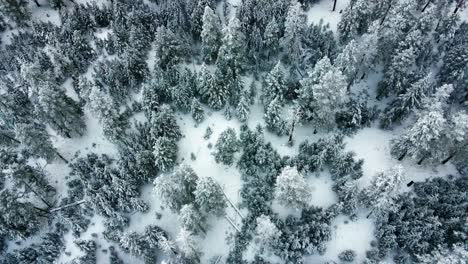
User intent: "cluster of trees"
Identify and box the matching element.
[0,0,466,263]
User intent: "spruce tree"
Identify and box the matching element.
[262,62,287,107]
[153,137,178,172]
[281,0,306,67]
[264,97,286,136]
[36,81,86,138]
[153,165,198,211]
[214,128,239,166]
[190,98,205,124]
[201,6,221,64]
[274,166,311,210]
[194,177,226,216]
[362,165,405,219]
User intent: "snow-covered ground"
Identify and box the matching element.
[307,0,350,32]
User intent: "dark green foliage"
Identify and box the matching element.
[214,128,239,165]
[238,125,283,214]
[3,232,63,264]
[118,122,157,184]
[0,189,42,239]
[149,104,182,141]
[336,94,378,134]
[274,207,334,262]
[338,249,357,262]
[69,154,148,229]
[376,176,468,259]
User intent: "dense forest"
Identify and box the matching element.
[0,0,467,263]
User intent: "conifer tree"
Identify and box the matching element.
[262,62,286,106]
[235,91,250,122]
[153,137,178,172]
[377,47,417,99]
[36,81,86,138]
[0,189,41,239]
[274,166,311,210]
[216,16,246,76]
[338,0,375,44]
[154,26,188,70]
[194,177,226,216]
[149,104,182,142]
[391,85,452,163]
[190,98,205,124]
[153,165,198,211]
[281,0,306,67]
[214,128,239,166]
[201,6,221,63]
[264,97,286,136]
[362,165,405,219]
[263,18,280,60]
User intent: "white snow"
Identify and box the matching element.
[305,212,375,264]
[306,170,338,209]
[306,0,350,32]
[345,127,459,191]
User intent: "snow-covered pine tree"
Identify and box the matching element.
[308,62,347,130]
[262,61,286,107]
[297,56,333,121]
[194,177,227,216]
[274,166,311,210]
[391,84,452,164]
[381,74,432,128]
[201,6,221,64]
[254,214,281,254]
[337,0,375,44]
[361,165,405,219]
[441,111,468,164]
[377,47,417,99]
[235,91,250,122]
[149,104,181,142]
[154,26,188,70]
[214,128,239,165]
[281,0,306,67]
[190,98,205,124]
[15,122,63,162]
[179,204,206,235]
[153,165,199,211]
[153,137,178,172]
[176,228,200,261]
[0,189,41,239]
[205,67,230,110]
[263,17,280,60]
[87,86,126,142]
[264,96,286,136]
[36,81,85,138]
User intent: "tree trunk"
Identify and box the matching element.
[453,0,463,14]
[441,152,455,164]
[33,0,41,7]
[366,209,374,219]
[332,0,338,11]
[224,215,240,232]
[288,119,296,145]
[0,131,20,143]
[380,3,392,25]
[220,187,244,219]
[49,199,86,213]
[55,151,69,163]
[417,156,425,165]
[421,0,431,12]
[398,150,407,161]
[21,180,52,208]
